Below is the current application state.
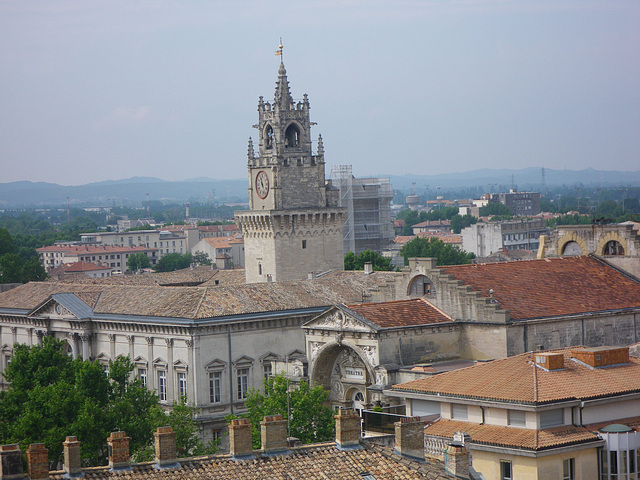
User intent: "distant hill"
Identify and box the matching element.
[1,168,638,208]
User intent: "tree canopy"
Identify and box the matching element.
[237,373,335,449]
[0,337,211,467]
[153,252,193,272]
[126,252,151,271]
[0,228,47,283]
[344,250,394,271]
[399,237,475,266]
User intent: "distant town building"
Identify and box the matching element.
[48,261,114,280]
[411,219,452,235]
[461,218,548,257]
[37,244,158,272]
[492,189,541,216]
[331,165,394,254]
[191,235,245,269]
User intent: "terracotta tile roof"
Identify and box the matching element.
[203,237,241,249]
[345,298,454,328]
[37,245,156,254]
[424,419,600,451]
[392,348,640,404]
[438,255,640,320]
[394,219,406,227]
[393,235,416,244]
[46,443,447,480]
[62,261,112,273]
[416,232,462,244]
[413,220,451,228]
[0,271,401,320]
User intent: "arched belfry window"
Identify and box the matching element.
[264,125,274,149]
[284,124,300,148]
[562,241,582,256]
[604,240,624,256]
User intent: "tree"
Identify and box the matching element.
[239,373,335,449]
[153,252,193,272]
[126,252,151,271]
[344,250,394,271]
[166,399,219,457]
[191,251,212,266]
[0,337,163,467]
[449,214,477,234]
[400,237,475,266]
[479,202,513,217]
[0,228,47,283]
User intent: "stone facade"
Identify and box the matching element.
[236,56,345,283]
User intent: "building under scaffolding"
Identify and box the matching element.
[331,165,394,254]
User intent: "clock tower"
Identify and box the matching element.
[236,47,345,283]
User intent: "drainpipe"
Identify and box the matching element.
[228,324,234,415]
[398,338,405,367]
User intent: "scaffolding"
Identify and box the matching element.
[331,165,394,254]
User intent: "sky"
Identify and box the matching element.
[1,0,638,186]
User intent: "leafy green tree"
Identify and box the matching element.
[0,337,163,467]
[479,202,513,217]
[191,251,212,266]
[153,252,193,272]
[344,250,394,271]
[126,252,151,271]
[400,237,475,266]
[240,374,335,449]
[167,399,219,457]
[449,214,477,234]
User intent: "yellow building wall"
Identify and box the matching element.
[471,447,598,480]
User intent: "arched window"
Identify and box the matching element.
[561,241,582,256]
[604,240,624,256]
[284,124,300,148]
[408,275,432,297]
[264,125,274,149]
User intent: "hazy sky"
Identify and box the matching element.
[1,0,638,186]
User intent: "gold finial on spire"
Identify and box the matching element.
[275,38,283,57]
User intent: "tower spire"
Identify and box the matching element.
[274,41,293,110]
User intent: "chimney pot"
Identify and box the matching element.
[27,443,49,480]
[394,416,425,461]
[364,262,373,275]
[154,426,180,469]
[0,444,24,479]
[260,414,289,454]
[444,437,470,478]
[334,409,362,450]
[229,418,254,459]
[63,436,82,478]
[107,431,131,471]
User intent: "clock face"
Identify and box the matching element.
[255,170,269,199]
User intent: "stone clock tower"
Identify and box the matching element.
[235,48,345,283]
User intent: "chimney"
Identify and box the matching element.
[229,418,254,459]
[394,417,425,460]
[0,444,23,479]
[444,441,469,478]
[364,262,373,275]
[63,436,82,478]
[154,426,180,469]
[107,431,131,471]
[334,409,362,450]
[260,415,289,455]
[27,443,49,480]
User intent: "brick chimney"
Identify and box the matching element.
[154,426,180,469]
[0,444,23,480]
[334,409,362,450]
[260,415,289,454]
[27,443,49,480]
[63,436,82,478]
[107,431,131,471]
[229,418,254,459]
[444,441,469,478]
[394,417,425,461]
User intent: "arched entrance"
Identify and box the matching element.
[310,342,375,412]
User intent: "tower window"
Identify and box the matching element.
[264,125,274,149]
[285,124,300,147]
[302,240,307,249]
[258,263,262,275]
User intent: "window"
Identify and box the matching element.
[158,371,167,402]
[237,367,249,400]
[209,372,221,403]
[562,458,574,480]
[178,372,187,400]
[263,363,272,381]
[540,408,563,428]
[302,240,307,249]
[508,410,526,427]
[451,404,468,421]
[258,263,262,276]
[500,460,512,480]
[138,368,147,387]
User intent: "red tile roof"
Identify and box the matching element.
[345,298,454,328]
[393,348,640,404]
[37,245,156,254]
[438,255,640,320]
[60,261,111,273]
[424,419,599,451]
